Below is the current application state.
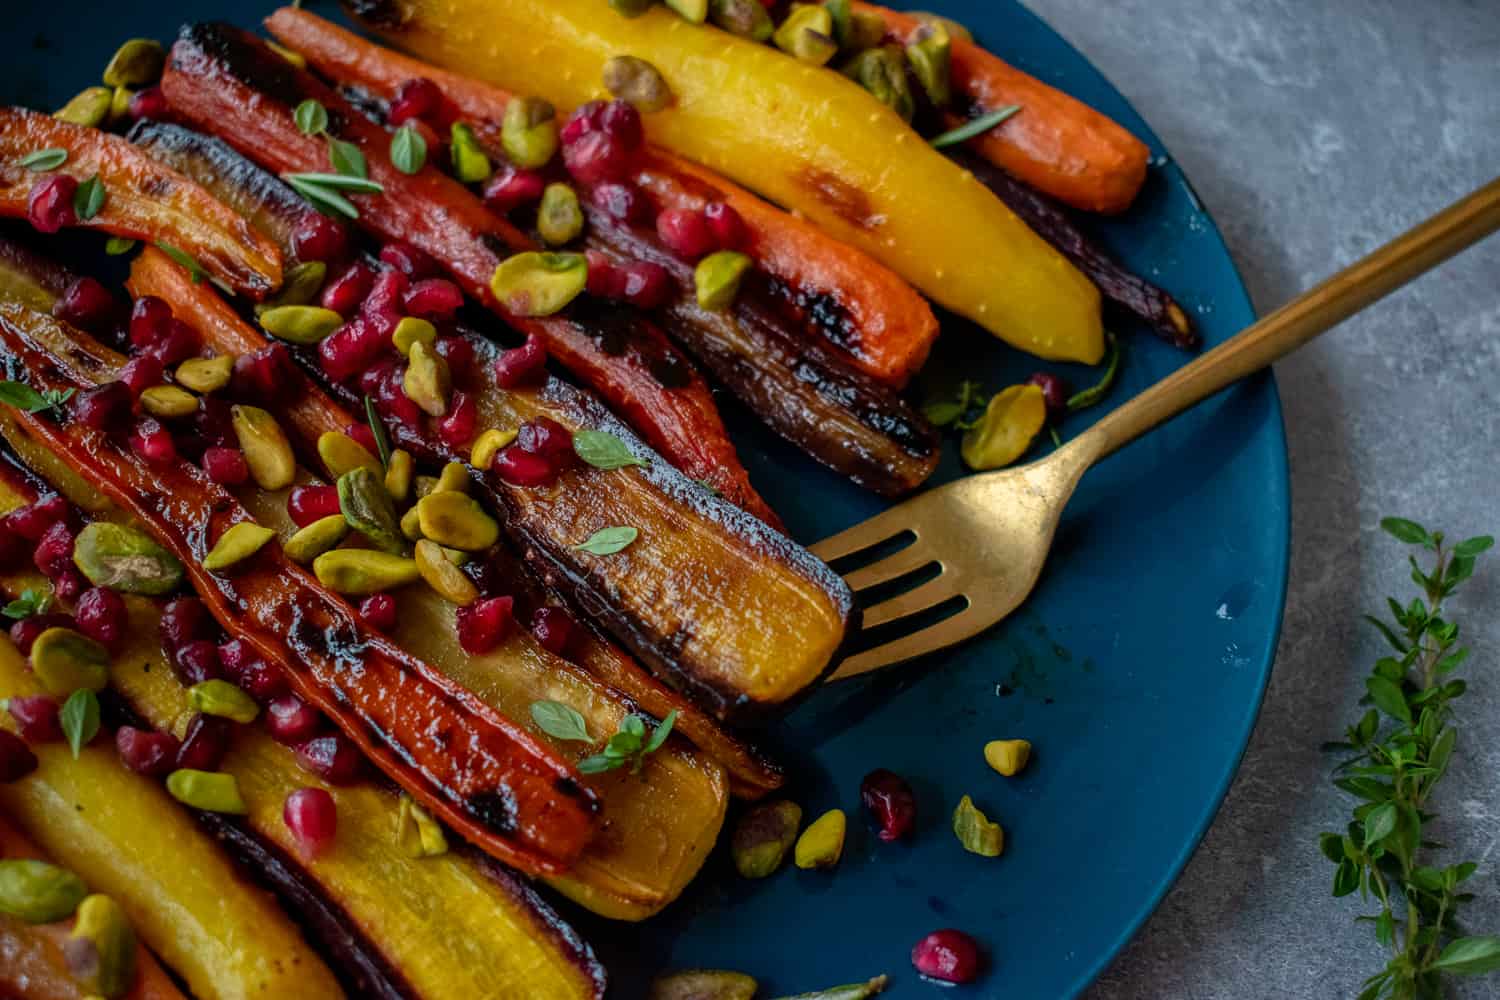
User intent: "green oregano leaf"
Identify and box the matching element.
[1380,517,1431,546]
[326,136,368,180]
[2,587,51,620]
[572,429,648,470]
[642,710,677,754]
[390,124,428,175]
[60,689,100,761]
[923,379,982,428]
[529,700,592,743]
[573,525,638,555]
[155,243,208,284]
[20,148,68,171]
[103,236,137,256]
[294,98,329,136]
[72,175,106,221]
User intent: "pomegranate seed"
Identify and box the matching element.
[321,261,376,316]
[483,165,547,214]
[434,336,474,378]
[0,731,37,783]
[1025,372,1070,421]
[517,417,573,458]
[388,76,442,126]
[6,694,63,742]
[193,398,236,449]
[492,335,548,388]
[27,174,77,234]
[74,587,127,647]
[598,100,644,150]
[52,277,116,333]
[861,768,917,841]
[201,446,250,485]
[147,317,199,366]
[590,181,652,225]
[130,419,177,465]
[378,243,438,280]
[318,322,374,382]
[128,86,170,121]
[296,733,362,784]
[656,208,716,259]
[129,296,172,349]
[33,520,74,579]
[175,639,223,685]
[345,422,380,454]
[51,570,82,603]
[357,594,399,632]
[118,355,164,396]
[705,201,749,250]
[265,695,322,745]
[0,528,24,572]
[115,726,179,777]
[9,614,74,656]
[493,445,557,487]
[287,485,341,528]
[230,344,296,404]
[563,131,634,186]
[585,255,628,300]
[530,606,575,656]
[176,713,231,771]
[561,101,606,145]
[160,596,213,652]
[621,261,672,309]
[456,595,514,654]
[3,496,69,542]
[436,391,477,448]
[911,929,983,984]
[238,660,289,703]
[403,278,463,320]
[217,638,253,676]
[70,381,133,431]
[291,211,350,264]
[284,787,338,857]
[375,368,423,427]
[359,357,400,399]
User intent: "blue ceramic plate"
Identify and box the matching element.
[6,2,1287,997]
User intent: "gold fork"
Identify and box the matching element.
[814,176,1500,682]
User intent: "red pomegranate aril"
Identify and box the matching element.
[318,323,370,383]
[148,317,200,366]
[530,606,575,656]
[128,85,170,121]
[492,335,548,388]
[284,787,339,857]
[238,660,289,703]
[656,208,717,259]
[291,210,350,264]
[388,76,442,125]
[118,354,164,396]
[360,357,401,398]
[345,422,379,454]
[357,594,398,632]
[492,445,556,487]
[0,730,37,783]
[70,381,133,431]
[590,181,652,225]
[52,277,116,332]
[378,242,438,280]
[433,336,474,378]
[287,484,341,528]
[1025,371,1071,421]
[598,100,644,150]
[912,929,983,984]
[130,419,177,465]
[704,201,749,250]
[176,713,231,771]
[27,174,78,234]
[217,638,253,676]
[74,587,128,647]
[861,768,917,841]
[456,595,514,655]
[231,343,295,404]
[561,101,606,145]
[51,570,83,603]
[483,165,547,214]
[175,639,223,685]
[115,726,180,777]
[621,261,672,309]
[33,520,74,579]
[437,391,477,448]
[266,695,322,745]
[3,496,68,542]
[160,596,213,653]
[517,417,573,458]
[321,261,376,316]
[563,131,634,187]
[129,295,172,349]
[403,278,464,320]
[296,733,362,784]
[202,446,250,485]
[376,369,423,427]
[6,694,63,742]
[9,614,74,657]
[586,255,628,300]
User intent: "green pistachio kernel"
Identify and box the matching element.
[841,46,914,121]
[414,539,479,604]
[449,122,493,183]
[258,304,343,345]
[72,522,184,595]
[400,504,424,542]
[774,6,839,65]
[648,970,758,1000]
[67,894,137,1000]
[31,627,111,697]
[435,461,472,495]
[693,250,753,311]
[55,87,114,128]
[412,475,440,500]
[710,0,774,41]
[102,38,165,88]
[338,467,406,555]
[731,799,802,878]
[391,316,437,357]
[415,491,500,551]
[187,679,261,724]
[139,384,198,420]
[165,769,248,814]
[402,339,452,418]
[490,252,588,317]
[384,449,414,503]
[232,404,296,490]
[108,86,135,126]
[396,793,449,858]
[267,40,308,69]
[952,794,1004,857]
[175,355,234,393]
[775,975,891,1000]
[202,521,276,573]
[283,514,350,565]
[793,808,846,870]
[312,549,419,595]
[663,0,708,23]
[318,429,382,480]
[959,384,1046,470]
[469,428,517,470]
[537,183,585,247]
[602,56,675,111]
[254,261,327,316]
[0,859,88,924]
[611,0,657,15]
[910,10,972,43]
[905,22,952,107]
[501,97,559,170]
[845,9,890,49]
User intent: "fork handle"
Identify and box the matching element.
[1081,175,1500,459]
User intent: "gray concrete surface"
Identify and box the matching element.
[1015,1,1500,996]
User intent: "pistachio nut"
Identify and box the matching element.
[259,304,343,345]
[400,504,424,542]
[774,976,890,1000]
[905,21,953,107]
[202,521,276,573]
[55,87,114,128]
[730,799,802,878]
[31,627,110,697]
[449,122,493,183]
[102,38,165,88]
[536,183,584,247]
[254,260,327,315]
[603,55,675,111]
[165,769,248,814]
[266,40,308,69]
[188,679,261,724]
[693,250,753,311]
[413,475,440,500]
[232,404,296,490]
[841,46,914,121]
[793,808,846,870]
[441,546,469,567]
[318,430,381,480]
[952,794,1003,857]
[108,86,134,126]
[312,549,419,595]
[0,858,87,924]
[647,970,758,1000]
[284,514,350,564]
[710,0,774,41]
[911,9,973,43]
[391,316,437,357]
[501,97,558,169]
[434,461,471,495]
[175,354,234,393]
[72,521,184,595]
[402,339,452,417]
[845,9,890,49]
[414,539,479,604]
[983,738,1032,777]
[338,467,406,554]
[415,491,500,551]
[490,252,588,317]
[384,449,414,504]
[469,428,518,470]
[959,384,1046,470]
[396,793,449,858]
[65,893,138,999]
[610,0,656,16]
[663,0,709,23]
[774,6,838,65]
[139,384,198,420]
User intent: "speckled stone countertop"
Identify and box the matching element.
[1017,1,1500,996]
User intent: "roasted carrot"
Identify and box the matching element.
[161,23,773,522]
[0,108,283,297]
[264,6,938,388]
[858,3,1149,215]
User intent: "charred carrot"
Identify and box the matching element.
[0,108,282,297]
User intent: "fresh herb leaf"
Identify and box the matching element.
[1381,517,1431,547]
[691,478,723,498]
[923,379,983,428]
[572,429,648,470]
[929,104,1022,149]
[574,525,638,555]
[1067,333,1122,412]
[72,175,106,221]
[2,587,51,620]
[60,689,100,760]
[155,242,208,284]
[362,395,392,468]
[325,137,368,180]
[642,710,677,754]
[294,98,329,136]
[0,381,73,416]
[20,148,68,171]
[530,700,592,743]
[283,171,383,194]
[283,174,359,220]
[103,236,137,256]
[390,124,427,175]
[575,712,675,774]
[1432,937,1500,975]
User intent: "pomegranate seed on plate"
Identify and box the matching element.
[321,261,376,316]
[563,131,634,186]
[911,929,983,984]
[9,614,74,656]
[517,417,573,458]
[128,85,170,121]
[492,335,548,387]
[345,422,380,454]
[148,317,200,366]
[704,201,749,250]
[437,391,477,448]
[434,336,474,378]
[656,208,717,259]
[287,484,341,528]
[296,733,362,784]
[388,76,442,126]
[174,639,223,685]
[3,495,68,542]
[115,726,180,777]
[6,694,63,743]
[376,368,423,426]
[130,419,177,465]
[202,446,250,485]
[51,570,83,603]
[358,594,398,632]
[266,695,322,745]
[403,277,463,320]
[621,262,672,309]
[238,660,289,703]
[230,344,295,404]
[129,295,172,350]
[1025,371,1071,421]
[561,101,605,144]
[74,587,127,646]
[27,174,77,234]
[52,277,115,332]
[159,596,213,652]
[456,595,514,654]
[598,100,643,149]
[119,355,164,396]
[284,787,339,856]
[32,520,74,579]
[861,768,917,841]
[591,181,652,225]
[492,445,556,487]
[0,731,37,783]
[291,211,350,264]
[176,713,231,771]
[586,255,628,300]
[218,638,253,675]
[70,381,133,431]
[378,242,437,280]
[530,606,575,656]
[483,165,547,214]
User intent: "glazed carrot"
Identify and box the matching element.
[264,6,938,387]
[161,24,773,521]
[0,108,282,297]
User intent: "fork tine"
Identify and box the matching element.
[841,542,937,593]
[810,504,918,563]
[829,603,989,682]
[859,575,955,629]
